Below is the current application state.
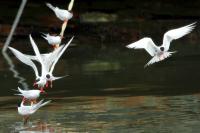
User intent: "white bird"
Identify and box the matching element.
[14,87,44,103]
[46,0,75,37]
[18,99,51,124]
[9,35,73,89]
[30,35,74,88]
[46,2,73,22]
[41,33,62,49]
[8,38,63,89]
[126,22,196,67]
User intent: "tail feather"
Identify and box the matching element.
[17,87,24,94]
[33,100,51,111]
[53,75,69,81]
[46,3,55,11]
[144,51,175,68]
[14,94,23,96]
[40,32,48,40]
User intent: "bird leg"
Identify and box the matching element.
[52,44,59,50]
[23,115,29,125]
[45,81,49,88]
[30,99,37,105]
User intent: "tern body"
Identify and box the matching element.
[41,33,62,48]
[46,3,73,21]
[9,35,74,89]
[126,22,196,67]
[15,87,42,100]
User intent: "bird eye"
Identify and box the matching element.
[46,74,50,79]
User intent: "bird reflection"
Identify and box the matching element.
[2,51,29,89]
[14,121,65,133]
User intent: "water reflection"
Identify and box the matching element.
[2,51,29,89]
[1,94,200,132]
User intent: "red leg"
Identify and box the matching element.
[45,82,49,88]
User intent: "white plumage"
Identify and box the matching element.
[126,22,196,67]
[18,99,51,116]
[15,87,41,100]
[46,3,73,21]
[9,35,74,88]
[41,33,62,46]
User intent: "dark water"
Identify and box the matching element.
[1,27,200,132]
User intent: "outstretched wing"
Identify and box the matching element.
[8,47,39,78]
[162,22,196,51]
[50,37,74,73]
[126,37,158,57]
[29,35,48,75]
[68,0,75,11]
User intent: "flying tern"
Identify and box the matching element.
[126,22,196,67]
[9,35,74,89]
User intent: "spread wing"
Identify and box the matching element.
[162,22,196,51]
[29,35,48,75]
[8,47,39,78]
[50,37,74,73]
[126,37,158,57]
[68,0,75,11]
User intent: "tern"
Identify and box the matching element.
[126,22,196,67]
[41,33,62,49]
[18,99,51,125]
[46,0,75,37]
[14,87,45,104]
[29,35,74,88]
[9,35,74,89]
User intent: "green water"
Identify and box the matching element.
[1,22,200,132]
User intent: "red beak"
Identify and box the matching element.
[40,88,46,93]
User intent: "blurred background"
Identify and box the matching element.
[1,0,200,132]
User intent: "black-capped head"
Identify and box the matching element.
[160,47,164,51]
[46,74,50,79]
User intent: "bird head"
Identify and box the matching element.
[160,47,165,51]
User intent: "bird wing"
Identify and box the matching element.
[46,3,55,12]
[50,37,74,73]
[68,0,75,11]
[8,47,39,78]
[162,22,196,51]
[126,37,158,57]
[29,35,48,75]
[33,99,51,111]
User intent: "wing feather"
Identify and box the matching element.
[162,22,196,51]
[8,47,39,78]
[50,37,74,73]
[126,37,158,57]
